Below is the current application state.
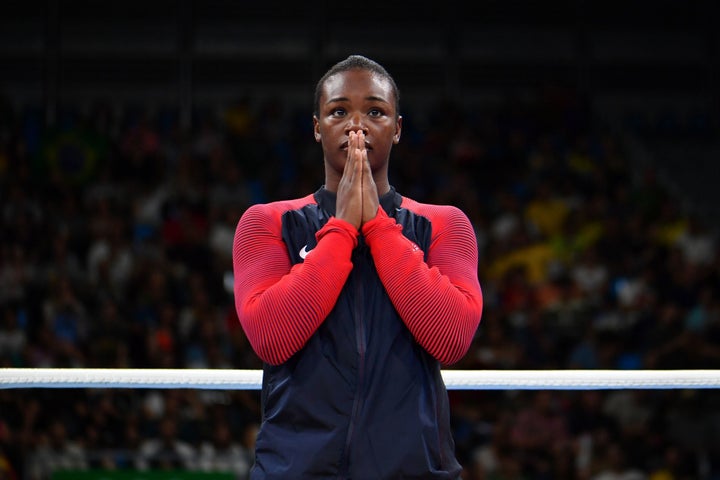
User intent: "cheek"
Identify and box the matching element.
[377,137,396,153]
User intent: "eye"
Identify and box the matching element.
[330,107,346,117]
[368,108,384,117]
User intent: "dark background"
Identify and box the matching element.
[3,0,719,219]
[3,0,719,105]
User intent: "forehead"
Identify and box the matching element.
[320,69,395,104]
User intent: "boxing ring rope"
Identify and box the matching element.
[1,368,720,390]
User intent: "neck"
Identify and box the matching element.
[374,179,391,196]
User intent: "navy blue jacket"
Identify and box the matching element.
[236,187,478,480]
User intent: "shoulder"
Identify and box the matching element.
[239,194,316,224]
[400,195,470,226]
[398,195,477,246]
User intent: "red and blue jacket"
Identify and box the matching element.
[232,187,483,479]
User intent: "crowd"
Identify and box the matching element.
[0,88,719,480]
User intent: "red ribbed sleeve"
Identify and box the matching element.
[362,203,483,365]
[232,201,358,365]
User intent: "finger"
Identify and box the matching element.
[356,132,367,173]
[352,131,364,175]
[362,148,376,194]
[361,147,379,224]
[340,132,358,188]
[345,131,356,171]
[353,141,363,182]
[341,133,362,196]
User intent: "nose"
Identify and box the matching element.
[345,112,368,135]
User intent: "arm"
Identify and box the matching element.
[232,203,358,365]
[362,206,483,365]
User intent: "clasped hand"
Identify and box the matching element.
[336,131,379,230]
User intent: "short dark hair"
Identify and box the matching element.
[313,55,400,118]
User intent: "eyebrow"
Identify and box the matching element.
[326,95,390,105]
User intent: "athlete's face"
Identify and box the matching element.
[313,68,402,179]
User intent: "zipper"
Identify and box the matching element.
[340,238,367,478]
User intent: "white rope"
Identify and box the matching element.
[1,368,720,390]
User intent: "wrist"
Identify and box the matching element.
[319,217,360,248]
[361,207,396,236]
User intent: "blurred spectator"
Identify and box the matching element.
[487,446,529,480]
[0,244,35,307]
[86,214,134,299]
[510,391,571,477]
[602,391,653,438]
[198,422,251,479]
[86,297,130,367]
[674,215,716,267]
[470,410,515,478]
[0,419,19,480]
[524,179,570,240]
[590,443,647,480]
[0,306,26,367]
[41,276,88,366]
[27,420,87,480]
[570,246,609,305]
[134,415,196,471]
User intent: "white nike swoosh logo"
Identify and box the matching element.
[299,245,312,259]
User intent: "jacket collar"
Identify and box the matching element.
[314,186,401,218]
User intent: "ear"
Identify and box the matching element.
[393,115,402,144]
[313,116,321,143]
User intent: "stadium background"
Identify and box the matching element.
[1,0,719,479]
